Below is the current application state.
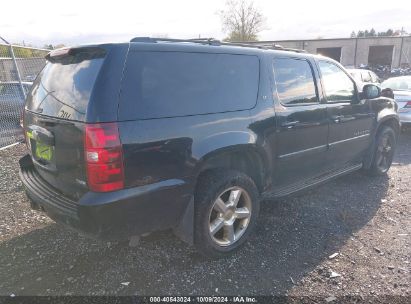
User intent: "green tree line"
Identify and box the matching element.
[350,28,407,38]
[0,45,49,58]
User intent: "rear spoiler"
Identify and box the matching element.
[47,48,71,59]
[46,47,106,63]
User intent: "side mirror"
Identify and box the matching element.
[362,84,381,99]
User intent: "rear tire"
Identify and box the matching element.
[194,169,260,258]
[363,126,397,176]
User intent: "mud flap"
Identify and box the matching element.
[362,136,376,169]
[173,196,194,245]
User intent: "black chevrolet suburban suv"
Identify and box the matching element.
[19,37,399,257]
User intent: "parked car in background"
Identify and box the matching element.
[347,68,380,91]
[390,66,411,77]
[0,81,32,118]
[19,39,399,257]
[381,76,411,128]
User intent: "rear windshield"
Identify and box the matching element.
[26,48,106,121]
[119,51,259,119]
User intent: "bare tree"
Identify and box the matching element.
[219,0,266,42]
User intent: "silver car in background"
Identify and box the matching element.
[381,76,411,127]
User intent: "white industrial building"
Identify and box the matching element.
[253,36,411,69]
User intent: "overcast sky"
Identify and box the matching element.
[1,0,410,47]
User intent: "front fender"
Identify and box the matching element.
[374,98,398,123]
[363,104,399,169]
[375,106,400,137]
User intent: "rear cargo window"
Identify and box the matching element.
[119,51,259,119]
[26,48,106,121]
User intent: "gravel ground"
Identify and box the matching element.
[0,132,410,300]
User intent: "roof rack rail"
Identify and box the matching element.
[257,43,307,53]
[255,43,307,53]
[220,41,306,53]
[129,37,306,53]
[130,37,221,45]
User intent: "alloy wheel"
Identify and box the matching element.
[375,133,394,172]
[208,186,252,247]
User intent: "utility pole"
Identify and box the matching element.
[399,36,404,67]
[354,37,358,67]
[400,26,405,36]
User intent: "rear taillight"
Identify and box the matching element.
[84,123,124,192]
[405,101,411,108]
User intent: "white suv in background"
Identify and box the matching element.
[347,68,380,91]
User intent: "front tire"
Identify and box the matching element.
[364,126,397,176]
[194,170,260,258]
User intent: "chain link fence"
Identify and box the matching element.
[0,39,49,149]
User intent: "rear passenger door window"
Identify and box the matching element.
[318,61,356,103]
[273,58,318,105]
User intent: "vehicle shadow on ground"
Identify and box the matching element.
[394,129,411,166]
[0,171,390,296]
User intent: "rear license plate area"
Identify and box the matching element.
[27,130,55,165]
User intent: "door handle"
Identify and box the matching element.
[281,121,300,129]
[330,115,343,123]
[330,115,356,123]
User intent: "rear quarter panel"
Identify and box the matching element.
[119,110,256,189]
